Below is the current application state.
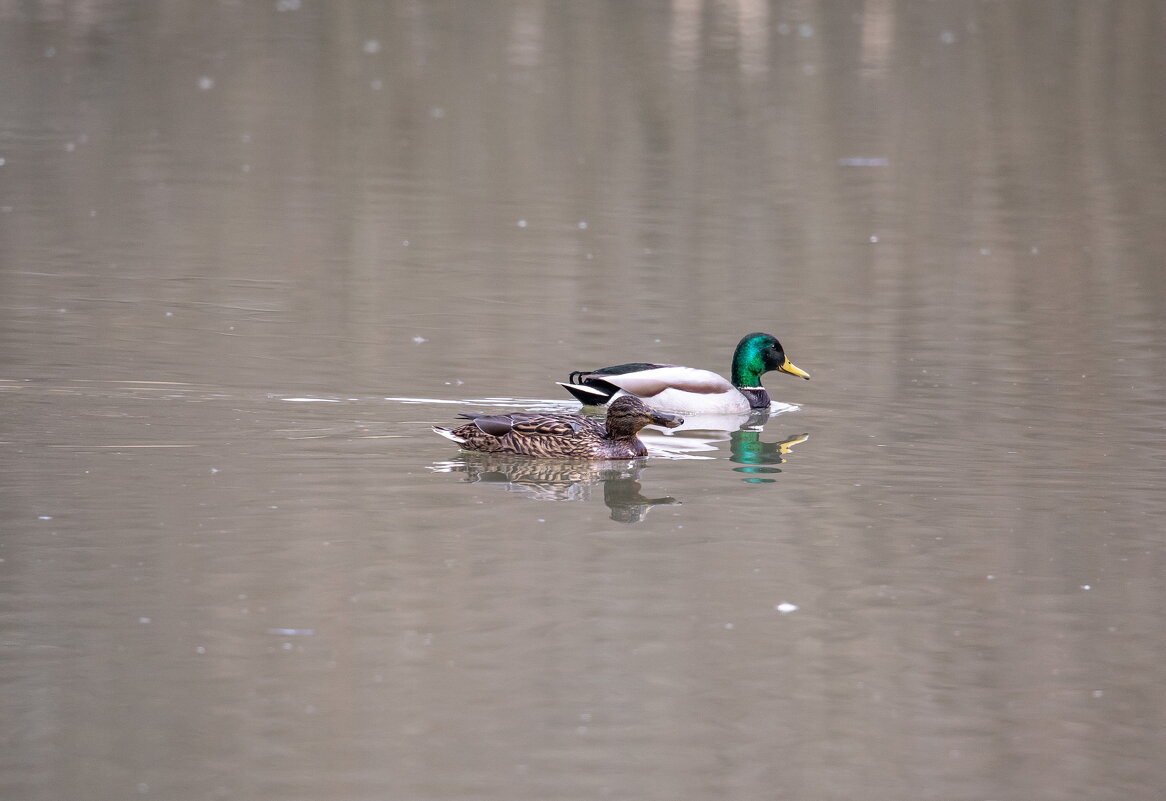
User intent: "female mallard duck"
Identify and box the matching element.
[557,332,810,414]
[433,395,683,459]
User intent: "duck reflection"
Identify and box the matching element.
[634,409,810,483]
[430,455,678,523]
[730,430,810,483]
[635,409,770,457]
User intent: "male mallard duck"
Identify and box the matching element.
[557,332,809,414]
[433,395,683,459]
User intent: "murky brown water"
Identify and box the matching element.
[3,2,1166,800]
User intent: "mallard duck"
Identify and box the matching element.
[557,332,809,414]
[432,395,683,459]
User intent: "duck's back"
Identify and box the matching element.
[449,412,619,458]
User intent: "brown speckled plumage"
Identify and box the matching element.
[433,395,683,459]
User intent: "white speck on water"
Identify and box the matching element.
[241,133,252,143]
[281,642,294,650]
[980,248,991,256]
[38,515,53,521]
[775,602,799,614]
[241,163,251,172]
[430,106,445,119]
[165,311,173,317]
[370,79,383,91]
[1081,584,1092,591]
[195,646,206,654]
[940,30,956,44]
[577,221,588,229]
[402,239,410,246]
[210,468,220,473]
[1030,246,1039,254]
[1092,689,1104,698]
[516,219,528,228]
[281,397,341,403]
[412,335,428,344]
[537,518,545,523]
[198,76,214,90]
[139,617,151,624]
[869,235,879,243]
[65,141,76,152]
[798,24,814,37]
[89,209,97,217]
[45,47,57,58]
[363,39,381,54]
[275,0,301,10]
[585,253,593,259]
[986,574,995,580]
[724,622,735,630]
[838,157,890,167]
[0,158,5,166]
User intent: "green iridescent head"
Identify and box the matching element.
[730,332,811,387]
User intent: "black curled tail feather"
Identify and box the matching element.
[558,378,621,406]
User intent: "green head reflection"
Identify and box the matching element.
[730,430,810,483]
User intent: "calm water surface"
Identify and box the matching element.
[2,2,1165,800]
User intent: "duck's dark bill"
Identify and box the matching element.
[651,410,684,428]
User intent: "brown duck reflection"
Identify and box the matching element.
[431,455,678,523]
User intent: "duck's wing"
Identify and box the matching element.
[590,366,735,398]
[457,413,592,438]
[568,362,673,383]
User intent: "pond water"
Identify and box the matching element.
[2,2,1165,800]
